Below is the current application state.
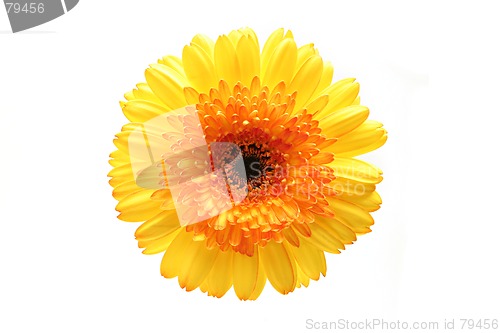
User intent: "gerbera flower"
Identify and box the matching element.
[109,28,387,300]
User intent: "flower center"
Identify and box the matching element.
[212,127,288,205]
[178,78,335,256]
[241,144,267,180]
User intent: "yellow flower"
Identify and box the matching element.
[109,28,387,300]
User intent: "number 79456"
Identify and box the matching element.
[5,2,45,14]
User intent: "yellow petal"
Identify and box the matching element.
[111,122,162,156]
[177,239,219,291]
[124,83,164,105]
[305,222,344,253]
[124,91,134,101]
[161,229,192,278]
[140,228,181,254]
[191,34,215,59]
[205,250,233,298]
[315,61,334,97]
[109,151,129,168]
[331,120,386,156]
[183,87,199,105]
[112,180,143,201]
[296,265,311,287]
[261,28,285,76]
[320,105,370,138]
[158,55,185,77]
[236,35,260,87]
[329,157,383,184]
[182,44,217,93]
[145,64,189,109]
[248,260,267,300]
[239,27,259,47]
[283,228,300,247]
[214,35,240,87]
[199,280,209,294]
[296,43,316,71]
[328,197,374,233]
[288,55,323,110]
[263,37,297,88]
[337,131,388,157]
[227,29,244,46]
[122,122,147,132]
[259,241,297,294]
[316,78,359,117]
[122,99,170,123]
[284,29,294,39]
[135,210,180,240]
[108,163,135,187]
[310,151,334,164]
[315,216,357,244]
[233,249,260,300]
[289,240,326,280]
[116,190,161,222]
[328,176,376,197]
[340,191,382,212]
[303,95,329,115]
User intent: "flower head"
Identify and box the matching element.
[109,28,387,300]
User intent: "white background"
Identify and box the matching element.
[1,1,499,332]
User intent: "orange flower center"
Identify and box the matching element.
[214,129,287,201]
[171,77,336,256]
